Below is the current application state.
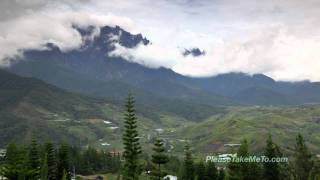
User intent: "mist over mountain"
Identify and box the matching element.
[5,25,320,106]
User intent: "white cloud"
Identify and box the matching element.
[110,25,320,82]
[0,1,137,66]
[1,0,320,81]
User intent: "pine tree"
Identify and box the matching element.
[196,161,206,180]
[28,138,41,179]
[151,138,169,180]
[263,135,280,180]
[205,162,217,180]
[1,143,21,179]
[57,143,71,180]
[181,144,195,180]
[45,142,58,180]
[227,139,261,180]
[238,139,261,180]
[40,154,49,180]
[217,169,225,180]
[294,134,313,180]
[122,94,142,180]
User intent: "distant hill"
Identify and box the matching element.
[0,69,226,147]
[174,105,320,154]
[2,69,320,155]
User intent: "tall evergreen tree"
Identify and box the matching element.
[181,144,195,180]
[196,161,206,180]
[1,143,21,179]
[28,138,41,179]
[205,162,218,180]
[227,139,261,180]
[40,154,49,180]
[57,143,71,180]
[45,142,58,180]
[122,94,142,180]
[217,169,225,180]
[151,138,169,180]
[294,134,313,180]
[263,135,280,180]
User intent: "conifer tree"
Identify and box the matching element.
[206,162,217,180]
[57,143,71,180]
[122,94,142,180]
[45,142,58,180]
[151,138,169,180]
[196,161,206,180]
[227,139,261,180]
[1,143,21,179]
[28,138,41,178]
[40,154,49,180]
[238,139,261,180]
[294,134,313,180]
[217,169,225,180]
[181,144,195,180]
[263,135,280,180]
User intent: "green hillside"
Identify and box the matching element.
[0,69,220,151]
[173,105,320,155]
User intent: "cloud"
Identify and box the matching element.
[0,1,137,66]
[1,0,320,81]
[110,24,320,82]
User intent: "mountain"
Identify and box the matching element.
[183,48,205,57]
[8,25,234,106]
[0,69,230,147]
[2,69,320,155]
[0,69,109,146]
[6,25,320,106]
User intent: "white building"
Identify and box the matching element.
[164,175,177,180]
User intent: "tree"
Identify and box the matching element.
[151,138,169,180]
[294,134,313,180]
[196,161,206,180]
[217,169,225,180]
[40,154,48,180]
[28,138,40,179]
[45,142,58,180]
[263,135,280,180]
[57,143,71,180]
[227,139,261,180]
[0,143,20,179]
[181,144,195,180]
[122,94,142,180]
[205,162,217,180]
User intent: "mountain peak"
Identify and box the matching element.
[183,48,205,57]
[97,25,150,48]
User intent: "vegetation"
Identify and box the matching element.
[122,94,142,180]
[1,95,320,180]
[151,138,169,180]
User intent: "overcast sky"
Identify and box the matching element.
[1,0,320,81]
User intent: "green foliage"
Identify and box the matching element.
[196,161,206,180]
[294,134,313,180]
[181,144,195,180]
[205,162,218,180]
[217,169,225,180]
[45,142,58,180]
[227,139,261,180]
[263,135,281,180]
[28,138,40,178]
[151,138,169,180]
[122,94,142,180]
[57,143,71,180]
